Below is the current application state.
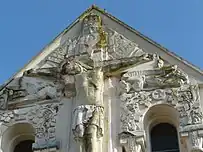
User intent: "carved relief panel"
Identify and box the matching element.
[0,103,61,151]
[0,9,202,152]
[118,62,203,151]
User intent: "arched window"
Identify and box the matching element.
[14,140,34,152]
[122,147,126,152]
[1,123,35,152]
[150,123,179,152]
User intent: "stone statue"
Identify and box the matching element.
[61,45,104,152]
[152,53,164,68]
[77,14,102,58]
[72,105,104,152]
[72,66,104,152]
[157,65,189,86]
[82,67,103,105]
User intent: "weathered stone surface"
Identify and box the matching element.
[72,105,104,140]
[0,103,61,150]
[1,7,203,152]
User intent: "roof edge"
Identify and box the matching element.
[1,5,203,89]
[0,5,96,89]
[90,5,203,76]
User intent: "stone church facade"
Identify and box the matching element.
[0,5,203,152]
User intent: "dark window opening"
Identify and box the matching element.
[122,147,126,152]
[150,123,180,152]
[14,140,34,152]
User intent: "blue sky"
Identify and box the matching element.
[0,0,203,84]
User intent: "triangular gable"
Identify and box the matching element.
[0,5,203,110]
[2,5,203,85]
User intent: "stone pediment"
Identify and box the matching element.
[0,5,203,110]
[7,6,203,81]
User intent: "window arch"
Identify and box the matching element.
[144,104,181,152]
[1,123,35,152]
[150,123,179,152]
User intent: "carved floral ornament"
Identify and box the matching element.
[120,85,202,131]
[0,103,61,150]
[118,63,203,151]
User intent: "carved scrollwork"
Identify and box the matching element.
[0,111,14,123]
[0,103,61,150]
[151,89,166,100]
[28,104,60,150]
[119,80,202,133]
[107,30,147,60]
[119,60,202,152]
